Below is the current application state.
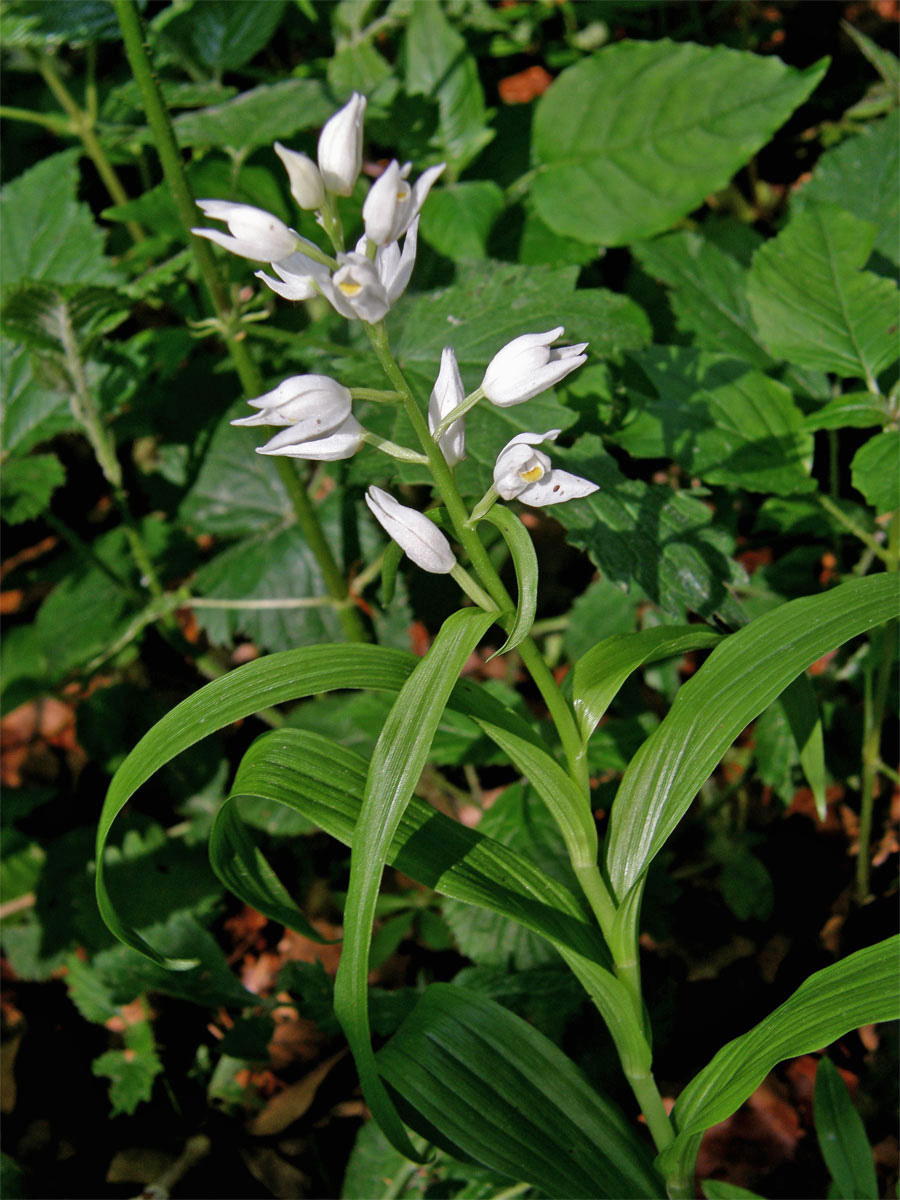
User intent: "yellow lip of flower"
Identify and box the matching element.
[338,279,363,296]
[519,463,545,483]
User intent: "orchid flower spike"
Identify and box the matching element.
[257,414,364,461]
[192,200,299,262]
[363,159,446,245]
[493,430,598,507]
[481,327,588,406]
[230,375,352,442]
[428,347,466,466]
[317,92,366,196]
[323,219,420,322]
[275,143,326,211]
[365,487,456,574]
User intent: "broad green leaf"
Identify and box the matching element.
[793,111,899,268]
[606,572,899,899]
[0,150,122,288]
[6,0,126,44]
[531,42,827,245]
[614,349,815,495]
[478,506,537,657]
[167,79,334,150]
[719,849,773,921]
[221,736,605,967]
[404,2,494,174]
[418,181,505,259]
[378,984,665,1199]
[747,205,899,383]
[814,1057,878,1200]
[328,40,394,99]
[551,435,746,624]
[668,936,899,1145]
[160,0,286,74]
[803,392,890,431]
[563,576,639,662]
[0,454,65,523]
[633,227,773,368]
[851,430,900,514]
[571,626,723,745]
[334,609,498,1162]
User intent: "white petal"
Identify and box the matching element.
[317,93,366,196]
[428,345,466,466]
[257,415,364,461]
[517,469,599,507]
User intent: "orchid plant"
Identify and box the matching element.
[92,58,899,1200]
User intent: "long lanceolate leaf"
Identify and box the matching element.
[218,730,607,963]
[378,985,665,1199]
[605,573,899,900]
[478,505,538,658]
[658,936,900,1187]
[96,642,550,965]
[333,608,498,1163]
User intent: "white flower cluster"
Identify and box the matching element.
[193,93,597,575]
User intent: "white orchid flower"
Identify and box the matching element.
[317,92,366,196]
[481,327,588,406]
[362,159,445,245]
[428,346,466,466]
[275,142,326,211]
[365,486,456,574]
[257,414,364,461]
[493,430,598,506]
[192,200,300,262]
[230,375,352,442]
[330,253,391,322]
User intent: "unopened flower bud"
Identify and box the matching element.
[317,92,366,196]
[257,414,364,461]
[365,486,456,574]
[481,327,588,406]
[428,347,466,466]
[275,143,326,210]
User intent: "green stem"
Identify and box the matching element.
[856,517,899,902]
[364,320,588,791]
[113,0,367,644]
[35,51,146,244]
[819,493,892,565]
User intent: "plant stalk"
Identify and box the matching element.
[113,0,367,643]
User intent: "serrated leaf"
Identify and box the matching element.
[92,1019,162,1116]
[814,1056,878,1200]
[377,984,665,1199]
[405,1,494,174]
[550,435,746,622]
[614,349,814,495]
[802,391,890,431]
[531,41,827,245]
[747,205,899,383]
[8,0,126,45]
[160,0,286,74]
[633,226,772,367]
[0,454,65,523]
[794,111,899,268]
[419,181,505,259]
[851,430,900,514]
[605,573,900,899]
[0,150,123,289]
